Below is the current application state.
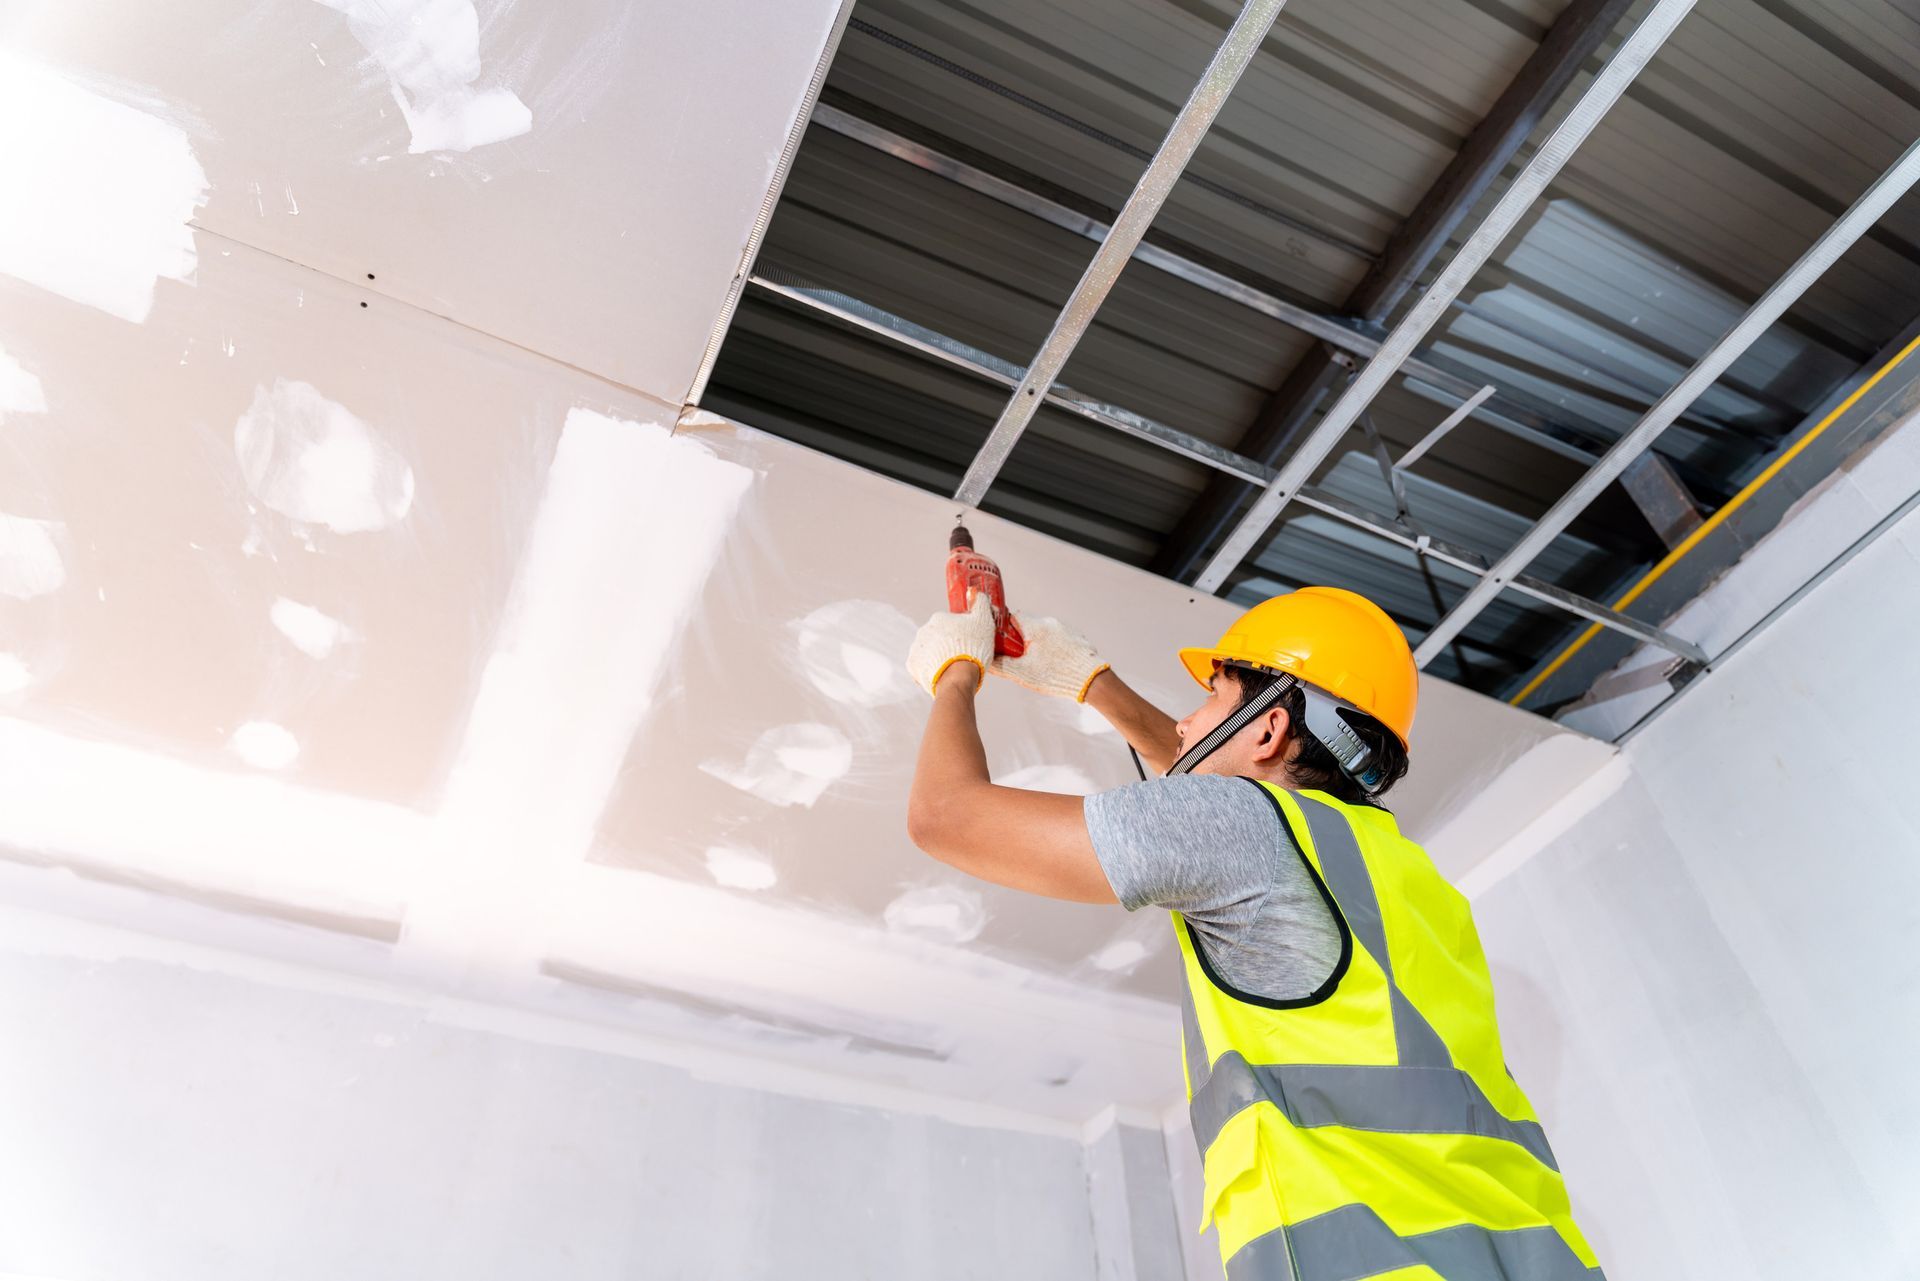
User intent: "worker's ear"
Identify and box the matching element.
[1247,707,1292,764]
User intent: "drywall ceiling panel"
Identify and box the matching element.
[0,0,847,405]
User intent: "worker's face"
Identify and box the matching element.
[1173,662,1287,776]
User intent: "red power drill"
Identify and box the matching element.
[946,524,1025,658]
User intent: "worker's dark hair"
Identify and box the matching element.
[1219,663,1409,807]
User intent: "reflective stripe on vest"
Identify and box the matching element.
[1176,784,1602,1281]
[1190,1052,1558,1172]
[1292,792,1451,1071]
[1229,1208,1597,1281]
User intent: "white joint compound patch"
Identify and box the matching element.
[270,597,350,659]
[0,653,31,696]
[0,513,67,600]
[700,723,852,809]
[235,379,415,533]
[229,721,301,770]
[1087,914,1163,975]
[1067,701,1117,737]
[995,763,1100,796]
[1090,939,1151,973]
[0,344,47,415]
[884,884,987,945]
[703,845,778,892]
[791,599,918,708]
[314,0,532,153]
[0,52,208,323]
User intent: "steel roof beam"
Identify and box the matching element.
[1193,0,1698,594]
[1413,135,1920,666]
[1150,344,1344,580]
[950,0,1290,509]
[1618,453,1704,548]
[1351,0,1640,319]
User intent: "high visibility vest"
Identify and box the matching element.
[1174,781,1603,1280]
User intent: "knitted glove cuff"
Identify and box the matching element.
[906,597,997,697]
[929,653,984,694]
[1072,662,1112,703]
[990,616,1106,700]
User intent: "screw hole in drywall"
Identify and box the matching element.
[366,273,375,280]
[359,302,368,309]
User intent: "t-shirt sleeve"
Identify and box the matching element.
[1082,775,1284,921]
[1083,775,1343,1002]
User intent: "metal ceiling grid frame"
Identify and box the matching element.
[699,0,1920,716]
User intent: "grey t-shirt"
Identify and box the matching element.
[1084,775,1343,1001]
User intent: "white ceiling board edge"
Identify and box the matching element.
[685,0,857,406]
[1,0,851,406]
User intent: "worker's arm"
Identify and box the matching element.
[993,613,1183,773]
[905,663,1117,904]
[1083,669,1182,776]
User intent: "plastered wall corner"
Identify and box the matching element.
[1407,713,1619,885]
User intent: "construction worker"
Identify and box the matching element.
[905,587,1602,1280]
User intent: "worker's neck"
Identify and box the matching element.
[1209,763,1295,788]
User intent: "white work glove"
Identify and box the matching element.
[990,613,1110,702]
[907,593,996,696]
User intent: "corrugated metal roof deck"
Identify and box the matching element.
[701,0,1920,698]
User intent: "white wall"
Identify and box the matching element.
[1469,500,1920,1279]
[0,904,1196,1281]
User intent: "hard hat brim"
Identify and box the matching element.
[1178,646,1305,690]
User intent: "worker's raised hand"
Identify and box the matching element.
[991,614,1110,702]
[907,593,997,696]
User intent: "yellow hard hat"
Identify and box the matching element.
[1178,586,1418,747]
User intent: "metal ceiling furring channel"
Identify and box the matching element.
[1190,0,1699,595]
[949,0,1290,510]
[748,272,1707,669]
